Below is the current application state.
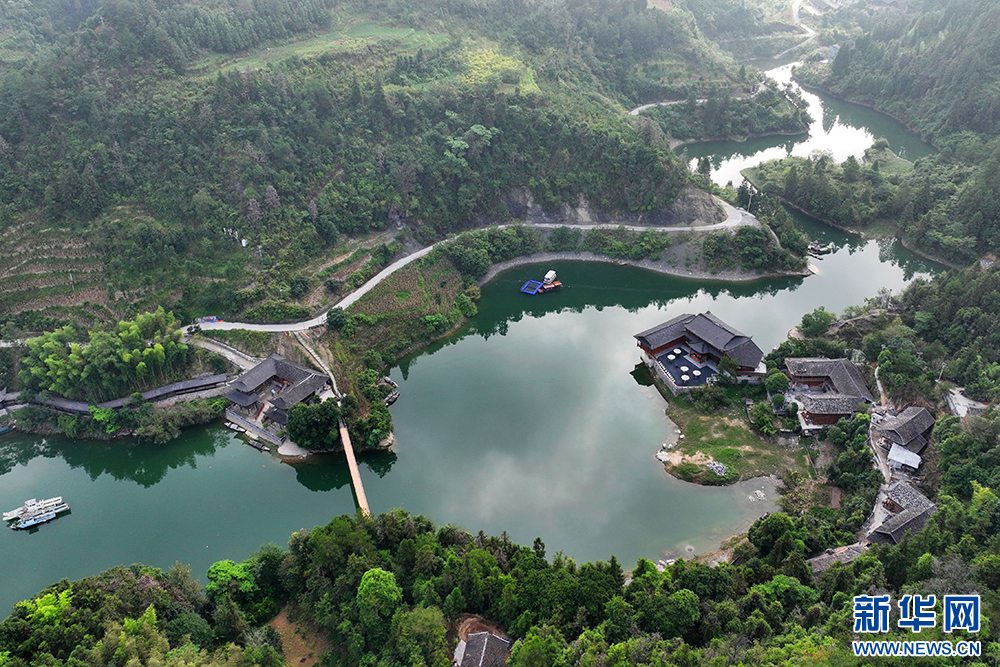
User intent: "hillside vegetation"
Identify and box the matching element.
[0,0,780,327]
[748,0,1000,265]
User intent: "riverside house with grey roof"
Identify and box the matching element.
[784,357,874,431]
[634,312,765,394]
[225,354,328,431]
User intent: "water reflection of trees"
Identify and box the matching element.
[876,237,943,281]
[0,427,401,492]
[462,265,801,342]
[0,430,223,487]
[289,450,397,492]
[681,133,803,166]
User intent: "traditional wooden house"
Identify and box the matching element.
[876,406,934,454]
[869,480,936,545]
[225,355,328,426]
[806,543,867,575]
[785,357,874,429]
[455,632,512,667]
[634,312,765,394]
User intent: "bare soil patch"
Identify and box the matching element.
[454,614,510,642]
[269,608,332,667]
[663,449,713,466]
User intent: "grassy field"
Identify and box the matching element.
[659,391,814,485]
[202,330,280,358]
[188,19,450,78]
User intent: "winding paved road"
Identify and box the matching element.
[194,201,754,334]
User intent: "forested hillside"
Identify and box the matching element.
[4,496,999,667]
[799,0,1000,141]
[0,0,780,326]
[751,0,1000,264]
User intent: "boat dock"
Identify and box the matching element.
[520,269,562,294]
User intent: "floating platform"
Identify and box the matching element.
[808,242,834,257]
[521,270,563,295]
[520,280,544,294]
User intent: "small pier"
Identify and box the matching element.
[292,331,370,517]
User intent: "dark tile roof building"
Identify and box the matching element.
[230,355,323,394]
[876,406,934,454]
[634,312,765,394]
[785,358,874,427]
[226,355,328,426]
[457,632,512,667]
[806,543,868,574]
[869,480,936,545]
[0,388,21,407]
[635,312,764,370]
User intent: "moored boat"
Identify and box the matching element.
[4,497,64,522]
[520,270,563,295]
[7,499,70,530]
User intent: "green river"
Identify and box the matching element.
[0,65,944,615]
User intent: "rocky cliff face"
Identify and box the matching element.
[500,184,725,227]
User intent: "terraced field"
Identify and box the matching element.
[0,220,116,324]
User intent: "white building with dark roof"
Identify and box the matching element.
[634,312,765,394]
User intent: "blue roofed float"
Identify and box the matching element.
[520,270,562,295]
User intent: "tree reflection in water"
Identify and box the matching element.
[0,429,224,487]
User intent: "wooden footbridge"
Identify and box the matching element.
[293,331,370,516]
[339,419,370,516]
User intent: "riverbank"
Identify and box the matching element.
[479,249,811,287]
[741,171,963,270]
[642,366,815,487]
[11,397,228,443]
[792,75,941,151]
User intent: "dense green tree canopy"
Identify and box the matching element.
[18,308,188,401]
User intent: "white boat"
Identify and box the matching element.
[10,502,70,530]
[4,497,64,522]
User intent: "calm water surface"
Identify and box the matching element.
[0,64,946,616]
[682,63,936,188]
